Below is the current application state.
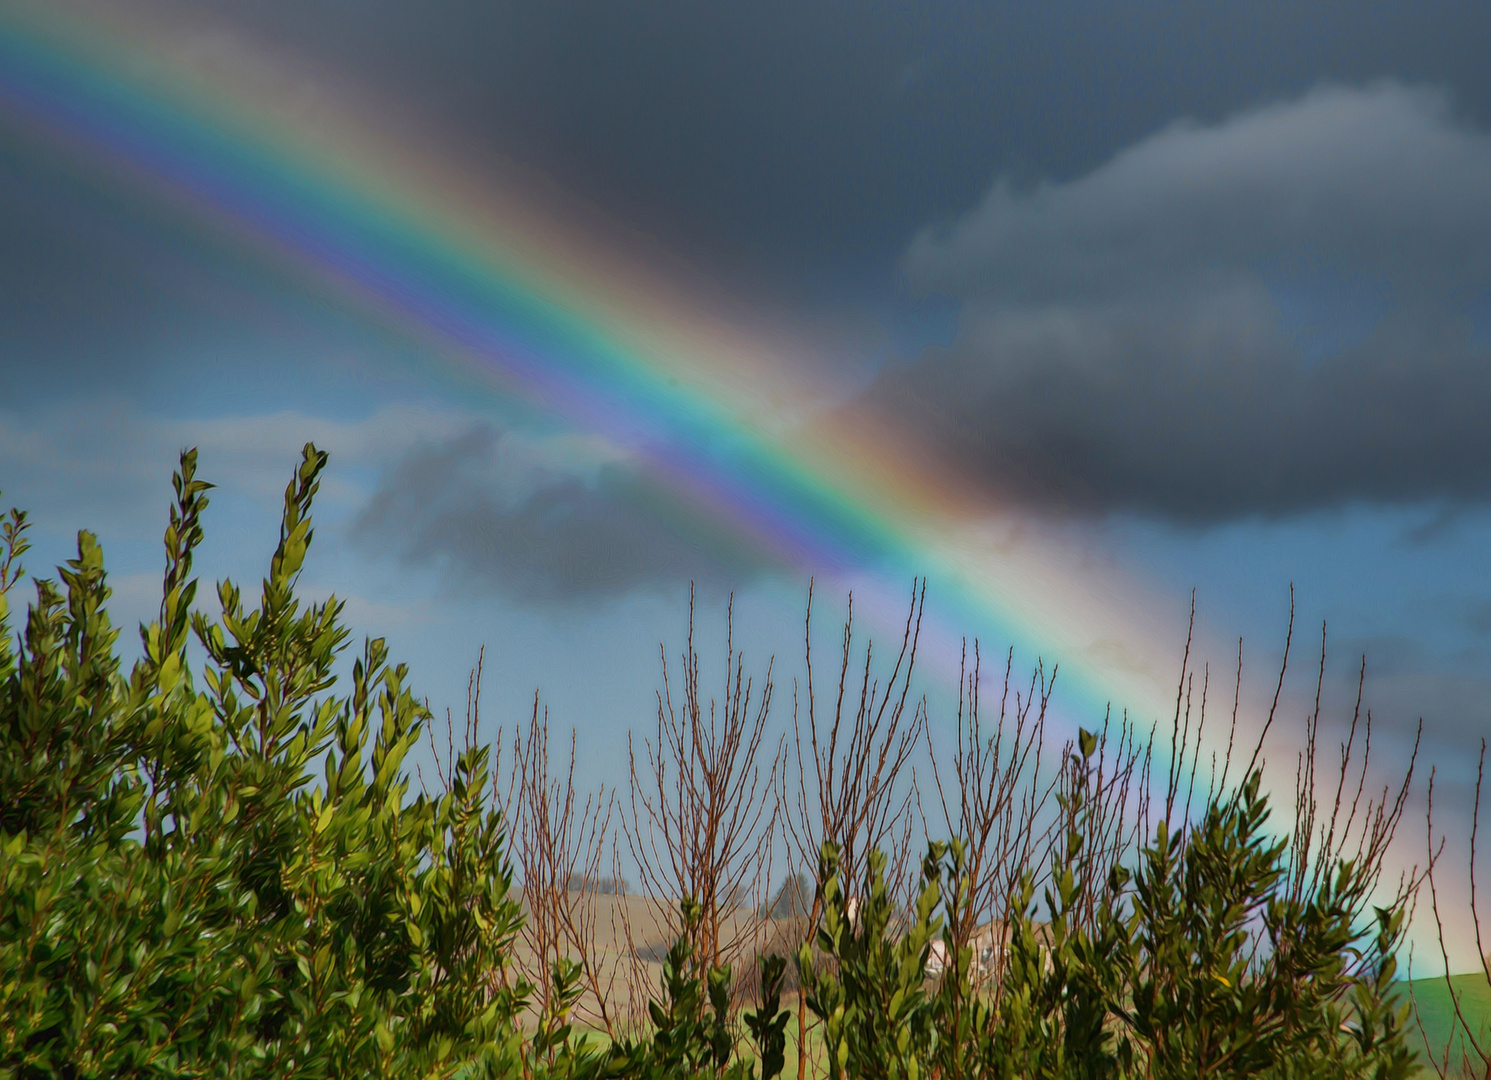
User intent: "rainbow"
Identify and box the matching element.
[0,0,1191,735]
[4,0,1472,973]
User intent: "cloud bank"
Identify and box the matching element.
[874,83,1491,521]
[354,425,776,601]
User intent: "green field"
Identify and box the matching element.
[1404,975,1491,1075]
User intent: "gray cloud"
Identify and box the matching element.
[354,425,777,601]
[874,83,1491,520]
[13,0,1491,399]
[180,0,1491,289]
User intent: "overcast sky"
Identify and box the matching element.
[4,0,1491,937]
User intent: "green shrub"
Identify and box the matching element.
[801,739,1417,1080]
[0,443,1422,1080]
[602,898,789,1080]
[0,446,530,1079]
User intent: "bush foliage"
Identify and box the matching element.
[0,445,1417,1078]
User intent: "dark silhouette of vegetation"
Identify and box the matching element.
[768,874,813,921]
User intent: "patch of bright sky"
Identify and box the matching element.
[1099,503,1491,747]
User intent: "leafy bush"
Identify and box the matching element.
[800,741,1417,1080]
[603,899,790,1080]
[0,443,1422,1080]
[0,447,529,1078]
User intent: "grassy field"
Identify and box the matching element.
[1404,974,1491,1076]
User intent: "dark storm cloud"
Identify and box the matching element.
[13,1,1491,529]
[187,0,1491,289]
[868,84,1491,521]
[11,0,1491,386]
[355,425,777,601]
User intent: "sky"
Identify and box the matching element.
[3,0,1491,964]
